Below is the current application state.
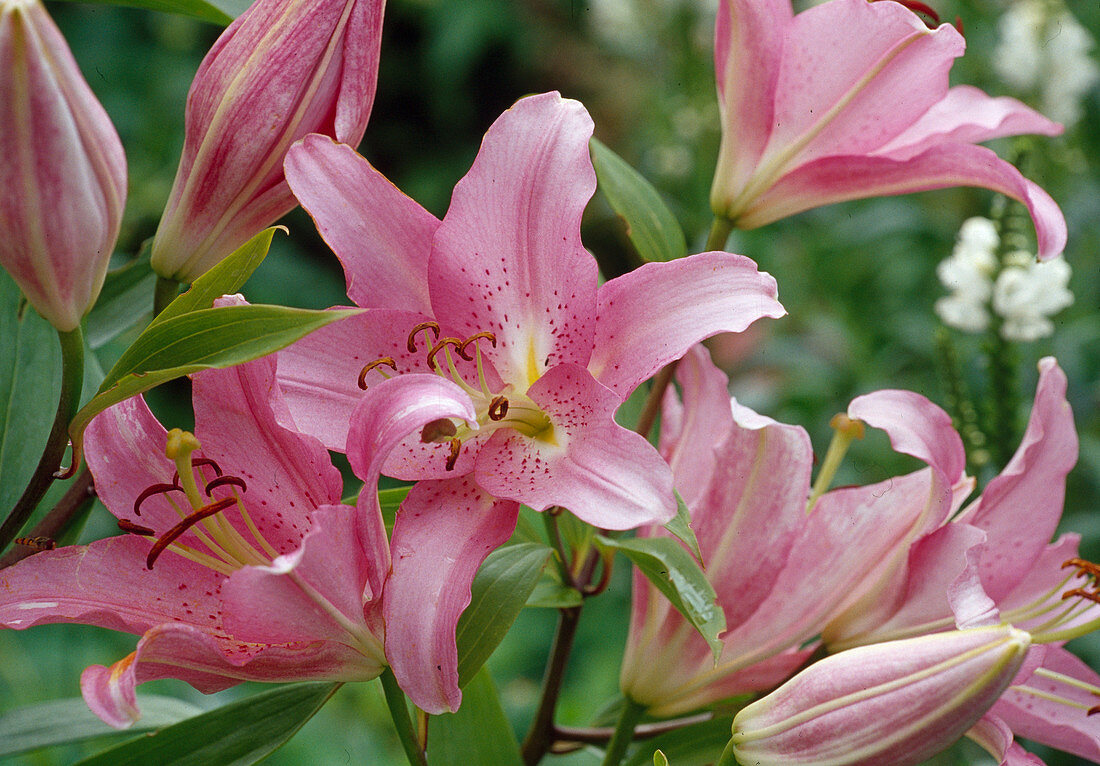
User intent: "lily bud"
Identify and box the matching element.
[730,626,1030,766]
[0,0,126,331]
[150,0,384,283]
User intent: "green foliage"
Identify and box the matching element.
[52,0,247,26]
[623,717,734,766]
[427,668,523,766]
[663,492,702,563]
[75,683,339,765]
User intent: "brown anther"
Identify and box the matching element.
[421,418,458,444]
[445,439,462,471]
[1089,704,1100,717]
[204,475,247,497]
[1062,588,1100,606]
[406,321,441,353]
[15,536,55,551]
[488,395,509,421]
[358,357,398,390]
[1062,558,1100,578]
[190,457,223,477]
[118,519,156,536]
[426,337,464,371]
[459,331,497,361]
[133,483,186,516]
[146,496,237,569]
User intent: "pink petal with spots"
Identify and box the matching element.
[284,135,437,313]
[955,358,1077,602]
[81,621,377,728]
[991,646,1100,762]
[192,354,343,555]
[474,363,675,530]
[384,477,518,714]
[589,252,784,398]
[0,536,225,636]
[428,93,599,389]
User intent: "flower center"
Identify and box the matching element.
[358,320,554,470]
[117,429,280,575]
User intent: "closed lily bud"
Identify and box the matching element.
[150,0,384,283]
[729,626,1031,766]
[0,0,126,331]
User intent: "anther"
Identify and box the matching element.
[358,357,398,390]
[1089,704,1100,717]
[146,496,237,569]
[1060,558,1100,604]
[1063,558,1100,578]
[406,321,441,353]
[190,457,223,477]
[445,439,462,471]
[426,338,464,371]
[118,519,156,536]
[488,395,509,421]
[15,536,55,551]
[134,483,186,516]
[204,475,247,497]
[421,418,458,444]
[459,331,497,361]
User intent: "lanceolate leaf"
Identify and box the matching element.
[74,683,339,766]
[664,491,703,563]
[590,137,687,264]
[85,251,155,349]
[0,696,202,758]
[427,668,523,766]
[623,716,735,766]
[597,535,725,660]
[50,0,248,26]
[456,542,552,687]
[65,305,360,478]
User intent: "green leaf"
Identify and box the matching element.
[67,304,359,477]
[456,542,552,687]
[378,485,412,533]
[0,695,203,758]
[664,491,702,563]
[0,271,61,516]
[85,251,155,350]
[525,575,583,609]
[52,0,248,26]
[590,137,687,263]
[75,683,340,766]
[427,668,522,766]
[654,750,670,766]
[597,535,725,660]
[623,716,735,766]
[152,228,281,328]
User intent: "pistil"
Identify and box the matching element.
[806,413,865,512]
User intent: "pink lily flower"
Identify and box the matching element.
[0,0,126,331]
[0,342,489,724]
[620,346,976,716]
[729,626,1032,766]
[150,0,384,283]
[275,91,785,531]
[710,0,1067,259]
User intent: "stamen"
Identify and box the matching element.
[458,331,497,361]
[118,519,155,536]
[445,439,462,471]
[358,357,397,390]
[488,395,510,421]
[421,418,458,444]
[1090,705,1100,717]
[134,483,186,516]
[15,536,55,551]
[806,413,865,513]
[426,338,464,372]
[146,496,237,569]
[190,457,223,477]
[204,475,247,497]
[406,321,441,353]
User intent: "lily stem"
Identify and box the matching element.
[0,467,95,569]
[153,275,181,317]
[380,667,428,766]
[521,605,583,765]
[600,697,647,766]
[0,326,84,552]
[705,216,735,252]
[634,361,677,440]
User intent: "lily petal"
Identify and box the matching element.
[428,92,599,387]
[968,714,1047,766]
[284,134,437,313]
[475,363,675,529]
[383,477,518,714]
[589,252,784,398]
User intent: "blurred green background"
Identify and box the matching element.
[3,0,1099,763]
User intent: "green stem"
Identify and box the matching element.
[705,216,735,252]
[153,275,181,317]
[521,605,583,765]
[380,668,428,766]
[634,361,677,441]
[0,327,84,552]
[0,467,95,569]
[600,697,647,766]
[715,738,739,766]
